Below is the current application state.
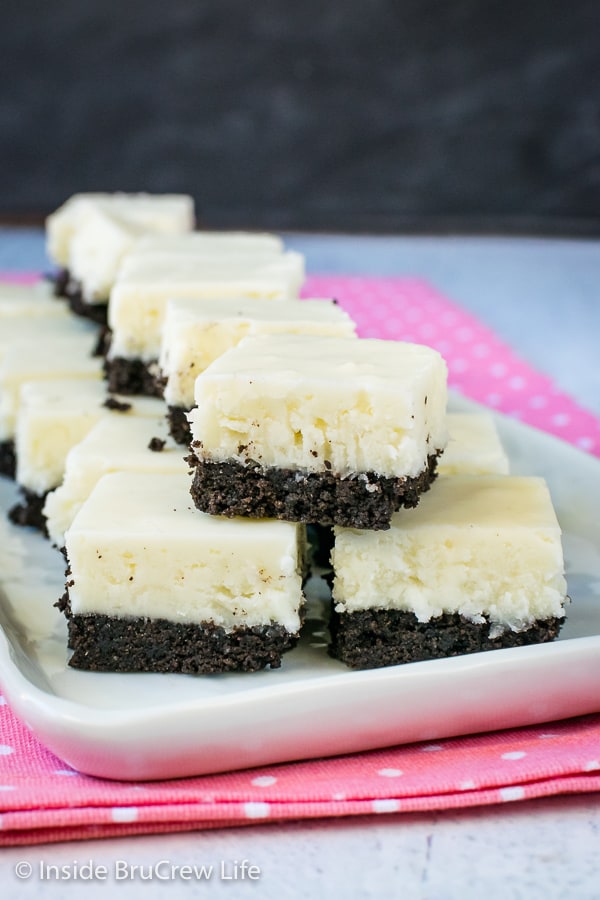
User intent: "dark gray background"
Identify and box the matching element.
[2,1,599,232]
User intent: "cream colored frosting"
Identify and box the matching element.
[332,475,567,632]
[46,192,194,269]
[438,413,510,476]
[0,334,101,441]
[16,380,164,495]
[189,333,448,478]
[44,414,187,547]
[160,296,357,408]
[65,471,305,632]
[107,251,305,361]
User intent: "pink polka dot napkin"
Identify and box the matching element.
[1,274,599,846]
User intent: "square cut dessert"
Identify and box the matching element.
[188,334,448,529]
[0,332,101,479]
[44,414,188,549]
[59,471,306,673]
[10,381,164,531]
[104,251,305,395]
[329,475,567,669]
[159,296,357,444]
[46,192,195,322]
[438,412,509,476]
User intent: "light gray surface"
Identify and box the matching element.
[0,228,599,897]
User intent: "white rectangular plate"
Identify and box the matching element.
[1,393,599,781]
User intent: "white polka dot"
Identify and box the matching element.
[552,413,570,427]
[372,799,400,814]
[459,780,476,791]
[452,358,469,373]
[490,362,507,377]
[529,395,548,409]
[0,746,14,756]
[243,802,271,819]
[583,760,600,772]
[499,786,526,802]
[501,751,527,760]
[508,375,526,390]
[331,792,346,801]
[0,786,15,791]
[377,768,403,778]
[421,744,444,752]
[472,343,490,358]
[486,393,502,407]
[419,324,436,339]
[111,807,138,823]
[54,769,79,776]
[577,437,595,452]
[456,327,474,342]
[251,776,277,788]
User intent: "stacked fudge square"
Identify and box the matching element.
[3,191,568,676]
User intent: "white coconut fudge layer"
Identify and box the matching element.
[44,415,187,547]
[131,231,284,258]
[160,297,357,409]
[438,413,509,476]
[189,334,448,478]
[0,335,101,441]
[0,282,57,317]
[332,475,567,633]
[65,471,305,633]
[107,251,305,361]
[46,192,195,270]
[0,313,96,366]
[15,380,164,495]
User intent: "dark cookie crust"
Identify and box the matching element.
[104,357,164,397]
[59,590,298,673]
[0,440,16,479]
[52,270,109,326]
[189,454,439,529]
[167,405,192,445]
[8,488,49,534]
[328,607,564,669]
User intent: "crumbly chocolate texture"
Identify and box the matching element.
[189,454,439,529]
[58,591,298,673]
[8,488,49,535]
[52,270,109,326]
[148,436,166,452]
[328,608,564,669]
[103,395,132,412]
[168,405,192,445]
[104,357,164,397]
[0,440,16,479]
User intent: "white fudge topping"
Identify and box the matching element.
[439,413,510,476]
[0,313,96,366]
[68,207,146,303]
[160,296,357,408]
[44,415,187,547]
[131,231,284,257]
[15,379,164,495]
[189,334,448,479]
[46,192,194,268]
[0,335,102,441]
[65,471,305,632]
[0,282,57,317]
[332,475,567,633]
[107,251,305,361]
